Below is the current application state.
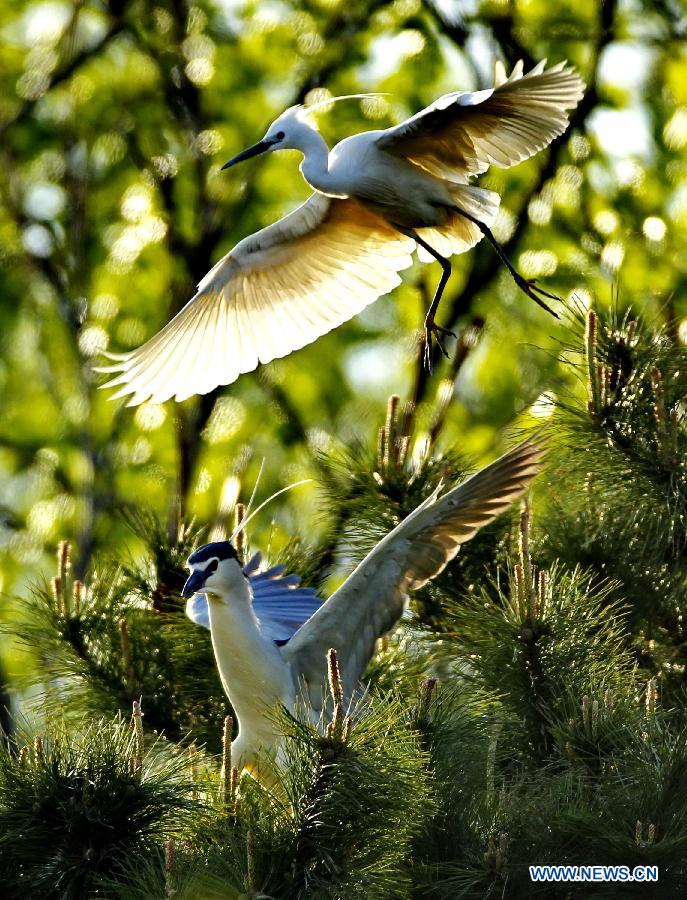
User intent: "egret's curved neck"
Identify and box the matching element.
[296,125,334,194]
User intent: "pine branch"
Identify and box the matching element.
[0,713,197,899]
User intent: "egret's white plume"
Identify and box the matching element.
[228,476,312,543]
[98,60,584,405]
[302,92,390,115]
[181,437,544,786]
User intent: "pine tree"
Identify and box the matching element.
[3,306,687,898]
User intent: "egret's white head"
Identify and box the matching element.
[221,94,385,170]
[182,540,246,600]
[221,106,313,169]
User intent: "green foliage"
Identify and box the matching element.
[538,308,687,699]
[5,305,687,896]
[427,559,632,760]
[276,695,431,899]
[1,0,683,595]
[87,685,433,899]
[11,536,229,749]
[3,303,687,896]
[2,0,687,894]
[0,716,196,899]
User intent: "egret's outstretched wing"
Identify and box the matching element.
[97,195,415,405]
[185,551,322,643]
[282,438,543,709]
[376,60,584,179]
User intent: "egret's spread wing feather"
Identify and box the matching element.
[283,438,543,711]
[376,60,584,178]
[97,195,415,405]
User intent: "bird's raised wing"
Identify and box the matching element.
[97,194,415,405]
[185,551,322,643]
[282,438,543,709]
[376,60,584,179]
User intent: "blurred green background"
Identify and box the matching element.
[0,0,684,600]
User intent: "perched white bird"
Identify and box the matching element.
[99,60,584,405]
[181,438,543,785]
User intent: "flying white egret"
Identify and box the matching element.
[99,60,584,405]
[181,437,543,785]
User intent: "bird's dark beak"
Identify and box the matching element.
[182,570,207,598]
[221,138,276,170]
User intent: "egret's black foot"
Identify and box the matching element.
[423,320,457,371]
[514,275,561,318]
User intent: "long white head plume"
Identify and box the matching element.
[229,478,312,543]
[242,457,266,522]
[303,92,390,116]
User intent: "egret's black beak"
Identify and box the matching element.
[221,138,276,170]
[182,570,207,598]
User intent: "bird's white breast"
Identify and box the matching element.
[327,131,454,228]
[206,573,298,768]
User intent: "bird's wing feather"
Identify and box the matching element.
[96,194,415,405]
[185,556,322,644]
[282,438,544,711]
[376,60,584,178]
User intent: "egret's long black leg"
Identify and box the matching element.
[397,227,456,371]
[452,207,560,319]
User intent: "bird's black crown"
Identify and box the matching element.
[188,541,238,565]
